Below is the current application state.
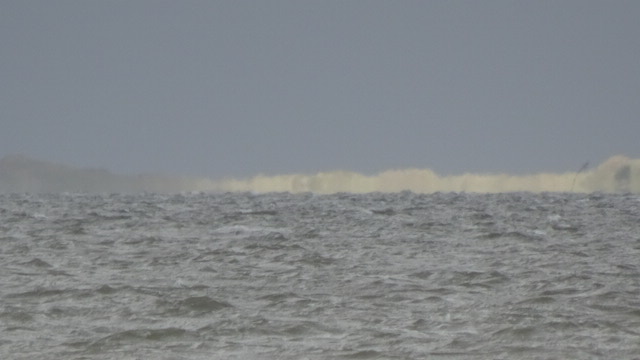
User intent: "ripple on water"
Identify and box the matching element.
[1,192,640,359]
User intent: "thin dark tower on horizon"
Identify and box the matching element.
[571,161,590,192]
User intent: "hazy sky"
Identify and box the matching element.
[2,1,639,178]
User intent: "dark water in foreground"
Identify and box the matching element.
[1,192,640,359]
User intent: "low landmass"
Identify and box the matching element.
[0,155,213,194]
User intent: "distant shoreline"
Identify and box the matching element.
[1,154,637,194]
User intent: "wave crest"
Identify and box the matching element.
[211,155,640,194]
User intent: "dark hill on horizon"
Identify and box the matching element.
[0,155,198,193]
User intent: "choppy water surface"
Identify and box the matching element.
[1,192,640,359]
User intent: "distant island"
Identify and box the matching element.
[0,155,210,193]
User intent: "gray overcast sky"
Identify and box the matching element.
[1,1,638,178]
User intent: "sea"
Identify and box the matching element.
[1,192,639,359]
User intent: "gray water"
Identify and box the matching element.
[1,192,640,359]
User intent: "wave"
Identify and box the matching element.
[208,155,640,194]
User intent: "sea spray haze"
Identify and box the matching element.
[1,154,639,194]
[1,191,640,359]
